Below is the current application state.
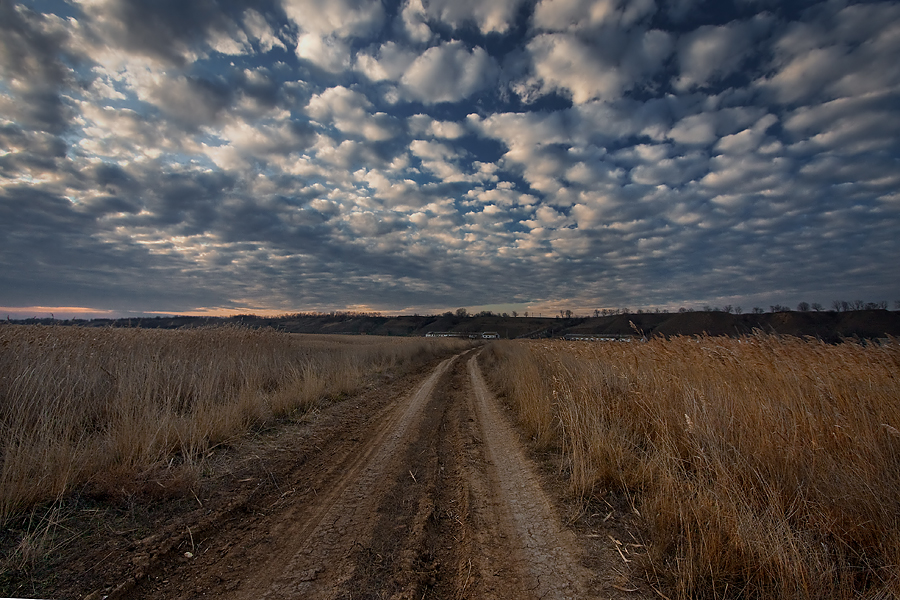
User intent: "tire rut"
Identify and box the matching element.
[334,351,600,599]
[228,354,456,599]
[113,349,622,599]
[465,354,597,599]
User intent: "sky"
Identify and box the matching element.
[1,0,899,319]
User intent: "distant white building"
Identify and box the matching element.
[563,333,634,342]
[425,331,500,339]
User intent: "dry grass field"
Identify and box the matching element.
[0,325,469,523]
[5,325,900,599]
[480,335,900,600]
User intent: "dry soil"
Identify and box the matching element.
[4,350,651,599]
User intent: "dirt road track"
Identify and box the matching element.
[84,350,643,599]
[231,355,455,599]
[465,356,594,599]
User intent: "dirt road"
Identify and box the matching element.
[71,350,644,599]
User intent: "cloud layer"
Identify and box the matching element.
[1,0,899,316]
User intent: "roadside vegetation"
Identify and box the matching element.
[480,335,900,600]
[0,325,470,522]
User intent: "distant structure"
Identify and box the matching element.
[425,331,500,339]
[563,333,635,342]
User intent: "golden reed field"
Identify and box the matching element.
[3,325,900,599]
[0,325,469,521]
[479,336,900,600]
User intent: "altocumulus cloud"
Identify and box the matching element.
[1,0,899,318]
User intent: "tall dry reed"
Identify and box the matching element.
[0,325,468,520]
[480,336,900,599]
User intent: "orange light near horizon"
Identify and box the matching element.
[0,306,120,318]
[0,306,294,319]
[153,308,296,318]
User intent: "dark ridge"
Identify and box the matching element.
[4,310,899,342]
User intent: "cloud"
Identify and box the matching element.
[0,179,245,311]
[533,0,657,31]
[409,139,472,182]
[403,0,528,35]
[519,29,672,104]
[282,0,385,72]
[355,169,428,208]
[147,74,234,128]
[3,0,900,315]
[798,153,900,192]
[570,99,669,143]
[0,4,78,134]
[231,67,283,116]
[409,139,456,161]
[667,107,765,147]
[295,32,353,72]
[673,15,774,91]
[75,102,197,161]
[343,210,407,237]
[408,115,467,139]
[466,184,537,207]
[398,0,433,42]
[203,118,315,170]
[242,9,286,52]
[207,25,251,55]
[281,0,384,37]
[629,151,707,187]
[0,5,71,87]
[306,86,400,140]
[700,153,793,194]
[0,126,67,179]
[714,113,779,155]
[74,0,266,66]
[357,40,499,104]
[665,0,701,22]
[355,41,418,81]
[472,110,580,193]
[400,42,499,103]
[758,2,900,104]
[784,91,900,154]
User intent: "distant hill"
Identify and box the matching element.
[565,310,900,341]
[5,310,900,341]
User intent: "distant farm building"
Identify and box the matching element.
[563,333,635,342]
[425,331,500,339]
